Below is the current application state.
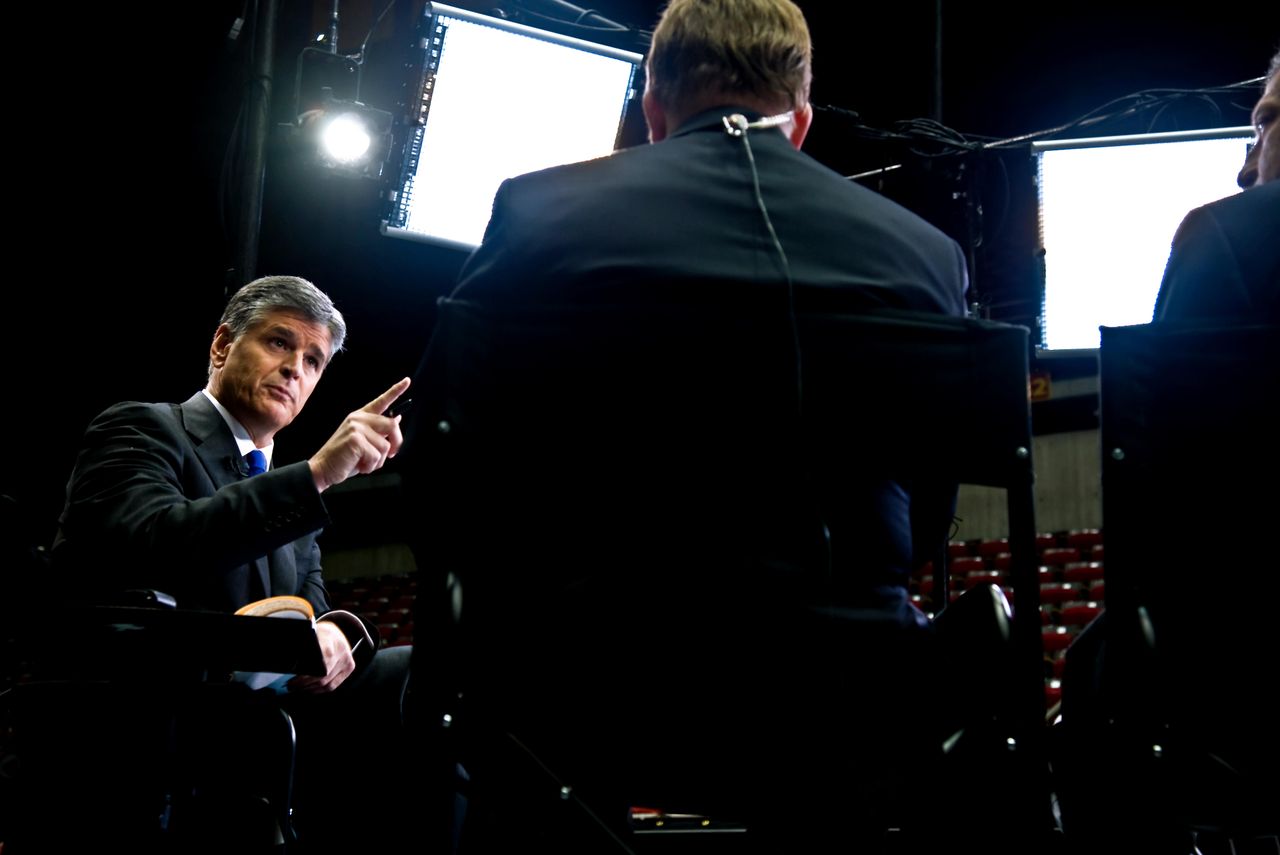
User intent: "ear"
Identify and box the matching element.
[209,323,234,370]
[787,102,813,150]
[642,88,669,143]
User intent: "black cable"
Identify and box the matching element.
[982,76,1263,150]
[353,0,398,102]
[504,732,638,854]
[727,117,833,576]
[820,75,1262,177]
[731,124,800,415]
[510,2,652,39]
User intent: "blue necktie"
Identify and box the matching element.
[245,449,268,477]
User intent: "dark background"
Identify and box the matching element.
[9,1,1276,545]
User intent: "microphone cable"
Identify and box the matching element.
[722,111,801,410]
[723,111,833,576]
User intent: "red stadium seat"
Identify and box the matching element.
[1045,679,1063,707]
[977,538,1010,557]
[1041,626,1075,653]
[1041,547,1081,567]
[381,607,412,625]
[1065,529,1103,549]
[1058,602,1103,628]
[1062,561,1104,584]
[1039,583,1080,605]
[950,555,986,575]
[965,570,1006,590]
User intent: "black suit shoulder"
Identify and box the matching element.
[457,124,967,315]
[1155,181,1280,323]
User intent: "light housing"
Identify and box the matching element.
[307,89,394,180]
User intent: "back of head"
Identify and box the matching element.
[212,275,347,376]
[647,0,812,121]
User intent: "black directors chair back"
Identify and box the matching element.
[406,294,1049,853]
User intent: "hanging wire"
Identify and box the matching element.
[505,1,653,44]
[981,76,1263,150]
[353,0,398,101]
[818,74,1263,175]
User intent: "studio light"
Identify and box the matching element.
[320,112,373,164]
[303,89,393,180]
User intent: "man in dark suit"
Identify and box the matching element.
[449,0,969,618]
[55,275,409,681]
[47,275,413,851]
[453,14,967,320]
[1057,53,1280,854]
[1153,50,1280,322]
[413,1,974,849]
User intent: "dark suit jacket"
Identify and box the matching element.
[44,394,407,851]
[454,107,968,317]
[1153,180,1280,323]
[403,109,978,835]
[53,392,332,614]
[442,107,969,612]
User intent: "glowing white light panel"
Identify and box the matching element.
[394,11,639,249]
[1036,129,1252,349]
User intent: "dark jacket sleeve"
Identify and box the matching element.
[54,402,329,605]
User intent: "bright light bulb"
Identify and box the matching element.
[321,113,372,164]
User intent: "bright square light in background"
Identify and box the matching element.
[382,3,642,251]
[1034,128,1253,350]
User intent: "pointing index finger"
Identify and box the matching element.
[365,377,411,415]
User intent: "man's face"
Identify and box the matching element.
[207,308,332,445]
[1251,73,1279,186]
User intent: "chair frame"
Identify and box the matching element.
[409,296,1052,847]
[1080,321,1280,848]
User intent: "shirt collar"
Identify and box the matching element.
[201,388,274,465]
[670,106,767,139]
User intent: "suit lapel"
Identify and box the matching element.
[179,393,276,599]
[181,392,245,485]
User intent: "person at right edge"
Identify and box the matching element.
[1152,49,1279,322]
[1056,48,1280,855]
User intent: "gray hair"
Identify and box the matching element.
[1269,49,1280,86]
[208,275,347,378]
